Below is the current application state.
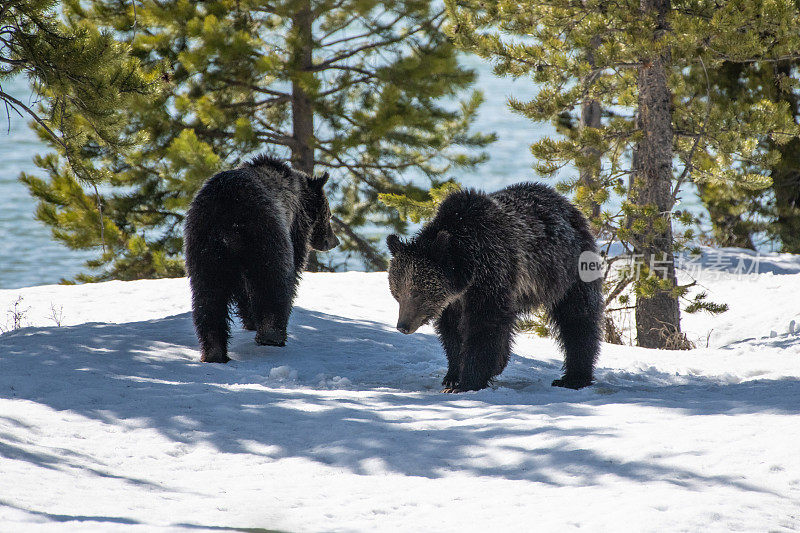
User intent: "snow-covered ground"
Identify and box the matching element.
[1,249,799,532]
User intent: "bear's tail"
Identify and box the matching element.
[547,277,603,389]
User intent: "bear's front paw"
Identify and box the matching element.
[441,386,463,393]
[451,377,490,392]
[551,376,592,389]
[255,328,287,347]
[441,374,459,388]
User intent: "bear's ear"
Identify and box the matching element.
[428,230,452,264]
[386,234,405,256]
[432,230,451,252]
[431,230,467,286]
[310,172,329,190]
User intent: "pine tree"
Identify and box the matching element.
[770,138,800,252]
[23,0,494,281]
[693,59,800,252]
[1,1,152,179]
[445,0,800,348]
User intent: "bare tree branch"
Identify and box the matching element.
[0,88,66,149]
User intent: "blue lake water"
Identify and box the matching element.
[1,77,94,289]
[0,59,700,289]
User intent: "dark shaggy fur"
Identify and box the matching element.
[184,155,338,363]
[387,182,602,392]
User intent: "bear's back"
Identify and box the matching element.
[190,155,305,229]
[491,182,595,249]
[430,183,596,307]
[491,182,597,305]
[432,183,590,246]
[243,159,305,228]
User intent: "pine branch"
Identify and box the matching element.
[672,57,711,202]
[0,88,65,150]
[330,215,388,270]
[319,11,406,47]
[220,96,291,109]
[317,75,374,98]
[605,276,633,306]
[221,79,291,98]
[310,11,444,71]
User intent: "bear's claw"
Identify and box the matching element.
[441,379,458,388]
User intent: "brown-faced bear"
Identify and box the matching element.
[387,183,602,392]
[184,155,338,363]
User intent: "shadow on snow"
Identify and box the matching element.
[0,307,796,497]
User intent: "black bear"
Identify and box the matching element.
[387,183,602,392]
[184,155,339,363]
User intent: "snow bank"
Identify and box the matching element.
[1,263,799,531]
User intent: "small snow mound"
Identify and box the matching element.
[268,365,298,381]
[316,374,352,389]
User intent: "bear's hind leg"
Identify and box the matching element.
[548,279,602,389]
[252,281,293,347]
[233,276,256,331]
[242,248,295,348]
[190,271,234,363]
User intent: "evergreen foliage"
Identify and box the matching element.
[2,1,153,231]
[692,60,800,252]
[444,0,800,348]
[22,0,493,280]
[1,1,152,143]
[684,291,729,315]
[379,181,461,223]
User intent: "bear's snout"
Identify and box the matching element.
[396,298,425,334]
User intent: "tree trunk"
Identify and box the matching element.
[291,2,319,271]
[291,1,315,177]
[629,0,682,348]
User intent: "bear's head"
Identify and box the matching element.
[306,172,339,252]
[386,230,468,334]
